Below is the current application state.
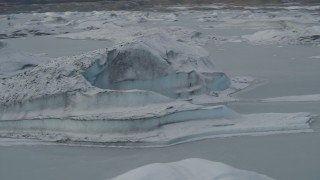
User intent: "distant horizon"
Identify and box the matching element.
[1,0,319,4]
[1,0,319,14]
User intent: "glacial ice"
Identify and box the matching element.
[0,33,233,141]
[112,158,274,180]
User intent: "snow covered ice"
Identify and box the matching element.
[112,158,274,180]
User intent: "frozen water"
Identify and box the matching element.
[112,158,274,180]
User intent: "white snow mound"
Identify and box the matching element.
[112,158,275,180]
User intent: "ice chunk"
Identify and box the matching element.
[112,158,274,180]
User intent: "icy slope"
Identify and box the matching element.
[112,158,274,180]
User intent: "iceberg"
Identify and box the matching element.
[112,158,274,180]
[0,33,233,142]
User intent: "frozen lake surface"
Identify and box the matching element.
[1,3,320,180]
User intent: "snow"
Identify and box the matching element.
[263,94,320,102]
[112,158,275,180]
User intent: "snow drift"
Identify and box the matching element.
[112,158,274,180]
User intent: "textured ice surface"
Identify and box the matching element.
[112,158,274,180]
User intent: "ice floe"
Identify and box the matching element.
[112,158,274,180]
